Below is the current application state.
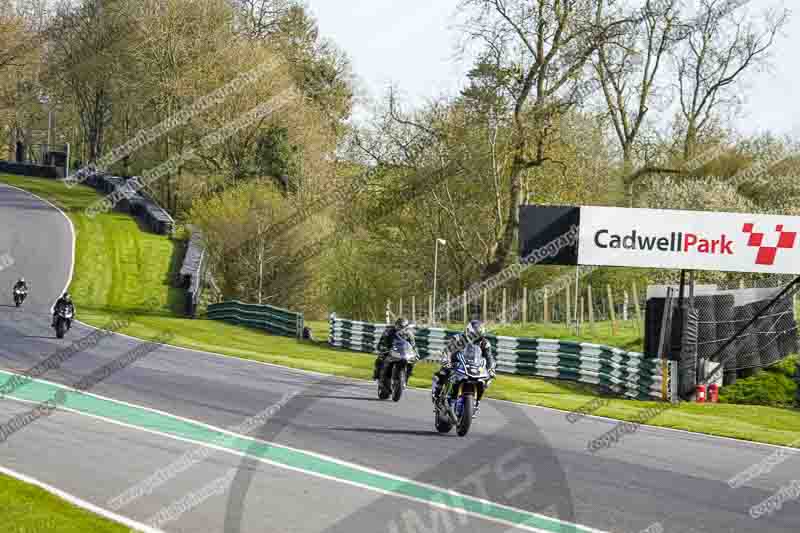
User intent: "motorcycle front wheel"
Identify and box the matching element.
[391,365,405,402]
[56,320,65,339]
[456,393,474,437]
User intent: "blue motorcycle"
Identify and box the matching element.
[434,343,493,437]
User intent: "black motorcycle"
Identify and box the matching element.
[53,305,74,339]
[378,336,419,402]
[13,287,27,307]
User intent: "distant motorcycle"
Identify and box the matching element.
[377,336,419,402]
[13,287,27,307]
[53,305,74,339]
[433,344,493,437]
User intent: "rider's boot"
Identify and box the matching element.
[431,375,440,402]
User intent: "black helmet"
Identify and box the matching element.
[395,317,409,330]
[63,292,71,302]
[465,319,486,342]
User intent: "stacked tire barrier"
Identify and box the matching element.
[0,160,59,178]
[328,315,663,400]
[208,301,303,338]
[179,226,205,317]
[85,172,174,234]
[679,308,700,398]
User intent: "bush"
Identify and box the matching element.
[719,356,799,408]
[769,354,798,377]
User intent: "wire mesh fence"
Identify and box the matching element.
[384,270,799,380]
[691,275,799,373]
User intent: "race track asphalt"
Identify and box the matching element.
[1,181,799,533]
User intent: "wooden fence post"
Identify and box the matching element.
[544,288,549,323]
[632,281,643,335]
[412,295,416,323]
[522,287,528,324]
[607,284,616,335]
[565,283,571,327]
[446,291,451,325]
[587,285,595,332]
[482,289,488,323]
[623,290,629,321]
[502,288,507,323]
[463,292,467,323]
[399,297,403,319]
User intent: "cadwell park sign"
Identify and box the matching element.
[520,205,800,275]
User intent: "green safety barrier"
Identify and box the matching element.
[208,300,303,338]
[328,313,664,400]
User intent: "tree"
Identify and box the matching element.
[593,0,681,204]
[46,0,133,163]
[673,0,788,160]
[458,0,630,277]
[272,5,353,136]
[229,0,291,39]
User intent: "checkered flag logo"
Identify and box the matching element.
[742,223,798,265]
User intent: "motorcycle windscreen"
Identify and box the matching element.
[391,336,413,357]
[461,344,484,366]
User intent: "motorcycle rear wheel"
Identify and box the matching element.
[378,367,391,399]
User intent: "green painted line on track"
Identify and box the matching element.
[0,369,602,533]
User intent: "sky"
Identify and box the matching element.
[307,0,799,139]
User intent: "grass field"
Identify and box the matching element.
[2,173,799,449]
[0,472,129,533]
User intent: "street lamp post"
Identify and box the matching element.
[433,238,446,325]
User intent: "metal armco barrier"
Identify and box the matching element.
[329,314,663,400]
[84,171,174,235]
[208,300,303,338]
[179,226,206,317]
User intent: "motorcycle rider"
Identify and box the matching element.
[431,319,496,416]
[52,292,74,327]
[12,277,28,305]
[13,277,28,294]
[373,317,417,380]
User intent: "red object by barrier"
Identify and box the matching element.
[708,384,719,403]
[696,384,706,403]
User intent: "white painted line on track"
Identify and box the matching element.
[1,376,606,533]
[0,463,164,533]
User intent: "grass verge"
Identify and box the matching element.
[2,174,799,447]
[0,472,130,532]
